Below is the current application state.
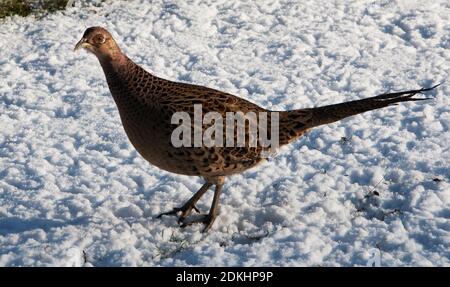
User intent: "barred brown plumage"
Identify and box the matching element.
[75,27,439,232]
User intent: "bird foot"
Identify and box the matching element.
[180,213,217,233]
[156,203,200,223]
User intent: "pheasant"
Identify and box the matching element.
[75,27,438,232]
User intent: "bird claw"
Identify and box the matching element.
[156,207,180,218]
[156,204,201,222]
[180,214,216,233]
[192,205,200,213]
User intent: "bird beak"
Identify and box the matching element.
[74,38,89,52]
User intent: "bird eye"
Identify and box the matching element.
[95,35,106,44]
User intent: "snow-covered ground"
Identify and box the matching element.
[0,0,449,266]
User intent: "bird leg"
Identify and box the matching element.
[181,180,223,233]
[156,182,212,223]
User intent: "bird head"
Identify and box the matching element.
[74,27,121,61]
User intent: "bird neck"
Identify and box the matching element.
[98,51,128,73]
[99,53,159,114]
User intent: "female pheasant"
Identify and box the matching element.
[75,27,438,232]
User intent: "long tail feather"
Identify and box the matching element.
[309,83,441,127]
[278,83,441,145]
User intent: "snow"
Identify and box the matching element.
[0,0,449,266]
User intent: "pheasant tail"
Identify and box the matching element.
[279,84,440,144]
